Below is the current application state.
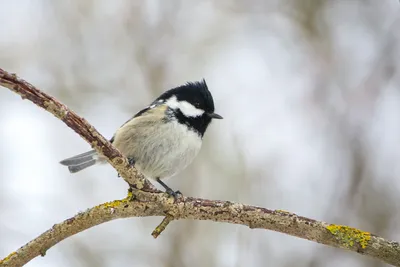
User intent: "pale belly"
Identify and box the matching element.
[113,120,202,180]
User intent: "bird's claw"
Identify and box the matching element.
[128,158,135,166]
[165,189,182,199]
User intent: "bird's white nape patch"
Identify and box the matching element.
[166,96,204,117]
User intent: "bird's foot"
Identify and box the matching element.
[156,178,182,200]
[165,189,182,199]
[128,157,135,166]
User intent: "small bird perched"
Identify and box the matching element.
[60,79,222,196]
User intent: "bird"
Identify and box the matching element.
[59,79,222,196]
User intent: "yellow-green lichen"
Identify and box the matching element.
[97,190,133,210]
[0,251,17,264]
[327,224,370,249]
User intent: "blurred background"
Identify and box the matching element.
[1,0,400,266]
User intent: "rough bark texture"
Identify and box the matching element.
[1,68,400,267]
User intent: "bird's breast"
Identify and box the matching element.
[113,118,202,180]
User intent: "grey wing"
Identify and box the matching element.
[110,104,168,156]
[60,104,159,172]
[110,102,163,143]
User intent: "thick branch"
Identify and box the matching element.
[1,68,400,267]
[1,192,400,266]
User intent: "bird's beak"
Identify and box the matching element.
[207,112,223,119]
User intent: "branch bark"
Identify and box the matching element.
[1,68,400,267]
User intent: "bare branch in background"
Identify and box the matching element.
[1,69,400,267]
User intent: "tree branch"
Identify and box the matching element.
[1,68,400,267]
[2,192,400,266]
[0,68,157,192]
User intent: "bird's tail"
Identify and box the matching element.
[60,150,98,173]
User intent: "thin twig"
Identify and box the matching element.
[152,215,174,238]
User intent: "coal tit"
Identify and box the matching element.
[60,79,222,196]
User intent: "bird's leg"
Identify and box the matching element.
[156,178,181,198]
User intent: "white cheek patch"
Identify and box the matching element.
[166,96,204,117]
[178,101,205,117]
